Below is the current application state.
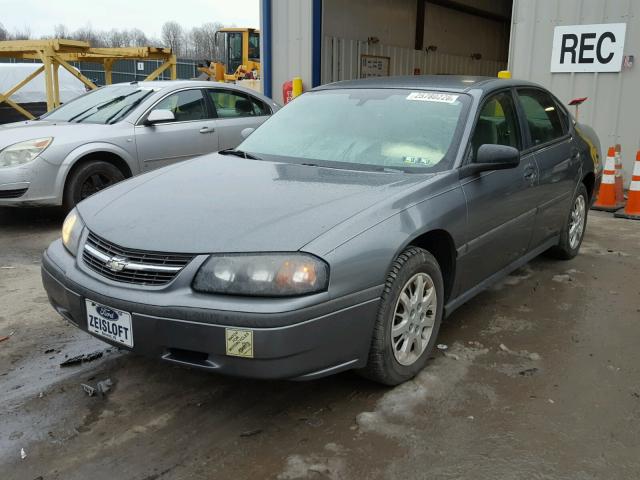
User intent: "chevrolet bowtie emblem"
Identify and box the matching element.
[105,256,128,272]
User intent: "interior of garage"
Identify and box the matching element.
[320,0,513,83]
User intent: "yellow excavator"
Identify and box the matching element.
[198,28,260,84]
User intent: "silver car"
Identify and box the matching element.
[0,80,279,209]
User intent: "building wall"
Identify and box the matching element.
[269,0,314,102]
[322,0,417,48]
[510,0,640,181]
[423,2,510,62]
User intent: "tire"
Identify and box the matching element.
[63,161,125,211]
[360,247,445,386]
[547,183,589,260]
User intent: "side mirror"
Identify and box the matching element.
[459,144,520,178]
[240,127,255,139]
[145,109,175,125]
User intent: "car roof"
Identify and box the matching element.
[103,80,277,103]
[315,75,542,94]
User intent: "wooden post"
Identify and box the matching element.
[52,62,61,107]
[41,49,55,111]
[170,55,177,80]
[104,58,114,85]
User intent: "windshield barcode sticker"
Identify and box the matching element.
[406,92,459,103]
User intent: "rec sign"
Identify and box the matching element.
[551,23,627,72]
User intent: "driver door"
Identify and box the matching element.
[458,90,538,292]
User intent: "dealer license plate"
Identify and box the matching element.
[85,299,133,348]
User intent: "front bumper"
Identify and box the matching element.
[0,156,61,206]
[41,241,380,380]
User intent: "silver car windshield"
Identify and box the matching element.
[239,88,469,172]
[41,85,155,124]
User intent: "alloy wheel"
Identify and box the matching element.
[569,194,586,249]
[391,272,437,366]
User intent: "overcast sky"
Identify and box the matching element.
[0,0,259,38]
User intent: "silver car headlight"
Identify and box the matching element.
[0,137,53,168]
[61,208,85,256]
[193,253,329,296]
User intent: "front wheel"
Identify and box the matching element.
[360,247,444,386]
[63,161,125,211]
[548,183,588,260]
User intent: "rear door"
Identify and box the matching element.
[515,88,578,248]
[134,88,219,171]
[458,89,538,292]
[204,88,272,151]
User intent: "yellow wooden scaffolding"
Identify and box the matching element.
[0,39,177,120]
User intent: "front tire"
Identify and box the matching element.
[63,161,125,211]
[548,183,588,260]
[360,247,444,386]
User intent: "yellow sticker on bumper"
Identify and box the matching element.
[225,328,254,358]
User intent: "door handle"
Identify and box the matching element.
[199,126,215,134]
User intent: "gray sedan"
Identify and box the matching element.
[0,80,279,209]
[42,76,601,385]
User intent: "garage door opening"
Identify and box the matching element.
[321,0,513,84]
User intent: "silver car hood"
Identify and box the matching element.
[77,153,430,254]
[0,120,124,147]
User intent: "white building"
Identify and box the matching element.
[260,0,639,181]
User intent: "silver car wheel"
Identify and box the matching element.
[391,272,437,366]
[569,194,586,250]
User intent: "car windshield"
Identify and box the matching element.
[239,88,469,172]
[41,85,156,124]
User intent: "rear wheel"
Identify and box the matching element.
[360,247,444,386]
[63,161,124,211]
[548,183,588,260]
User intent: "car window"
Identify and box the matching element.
[239,89,470,172]
[517,89,566,146]
[471,91,520,158]
[207,90,267,118]
[151,89,207,122]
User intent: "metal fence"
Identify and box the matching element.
[322,36,506,84]
[0,57,202,84]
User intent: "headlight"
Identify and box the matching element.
[0,137,52,168]
[61,209,84,256]
[193,253,329,296]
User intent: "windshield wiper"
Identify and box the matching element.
[219,149,262,160]
[70,90,146,123]
[106,90,154,124]
[68,95,126,123]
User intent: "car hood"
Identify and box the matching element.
[77,154,430,253]
[0,120,122,147]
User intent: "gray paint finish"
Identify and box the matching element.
[42,76,601,380]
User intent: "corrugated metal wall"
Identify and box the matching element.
[270,0,314,99]
[510,0,640,182]
[322,36,506,84]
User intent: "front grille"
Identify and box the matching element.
[82,231,195,286]
[0,188,28,199]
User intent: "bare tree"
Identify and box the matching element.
[53,24,69,39]
[12,26,31,40]
[161,21,184,56]
[129,28,149,47]
[72,24,104,46]
[0,23,8,41]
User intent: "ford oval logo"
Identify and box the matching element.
[96,306,119,321]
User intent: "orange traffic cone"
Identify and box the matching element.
[592,146,625,212]
[614,144,626,204]
[614,150,640,220]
